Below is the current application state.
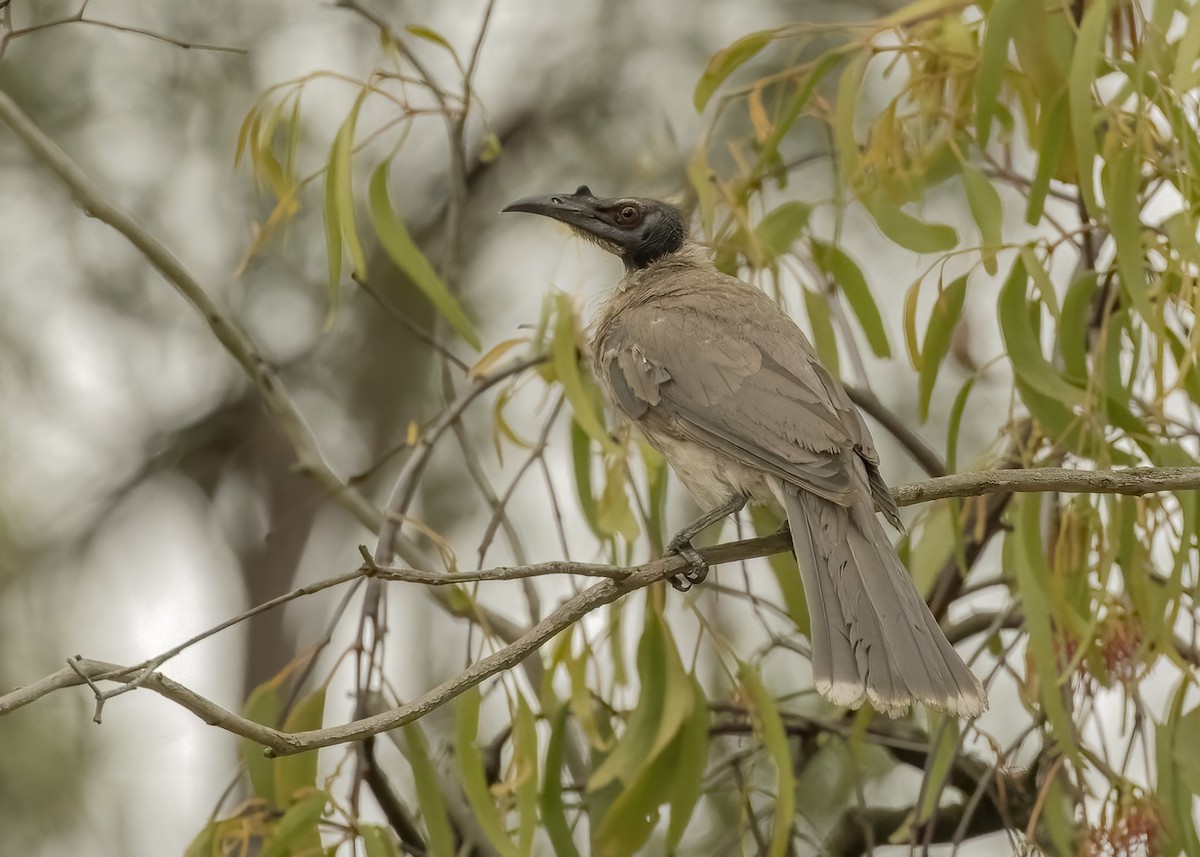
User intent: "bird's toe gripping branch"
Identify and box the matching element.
[662,494,747,591]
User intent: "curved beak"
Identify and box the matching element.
[502,187,602,231]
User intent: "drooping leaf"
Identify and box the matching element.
[553,292,613,450]
[258,790,328,857]
[361,825,402,857]
[455,688,522,857]
[916,717,960,823]
[997,256,1085,405]
[864,191,958,254]
[976,0,1021,146]
[694,29,780,110]
[512,696,540,853]
[274,687,326,807]
[812,240,891,358]
[917,275,967,421]
[541,705,583,857]
[1026,92,1069,225]
[756,201,812,261]
[240,678,283,806]
[401,724,455,857]
[368,160,481,349]
[1011,496,1079,760]
[325,95,367,307]
[1067,0,1110,216]
[962,163,1003,275]
[803,288,840,379]
[739,662,795,857]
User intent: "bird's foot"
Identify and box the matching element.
[665,535,708,591]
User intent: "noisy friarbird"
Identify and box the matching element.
[504,186,987,717]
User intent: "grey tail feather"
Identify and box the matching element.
[784,490,988,718]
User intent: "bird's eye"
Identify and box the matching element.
[616,205,640,225]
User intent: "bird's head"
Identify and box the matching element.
[503,185,686,270]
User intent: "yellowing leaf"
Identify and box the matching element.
[694,30,779,111]
[368,161,481,350]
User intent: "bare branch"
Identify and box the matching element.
[890,465,1200,506]
[3,463,1198,751]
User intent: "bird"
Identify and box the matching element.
[504,185,987,718]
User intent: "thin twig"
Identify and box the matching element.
[4,464,1200,752]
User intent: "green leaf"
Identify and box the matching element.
[1068,0,1110,216]
[400,724,455,857]
[405,24,459,60]
[589,610,693,791]
[1057,272,1096,384]
[553,292,613,451]
[864,191,958,254]
[694,29,778,110]
[945,374,977,473]
[275,688,326,807]
[750,505,809,636]
[1171,0,1200,90]
[455,689,522,857]
[258,790,328,857]
[998,256,1085,405]
[1026,91,1069,225]
[361,826,401,857]
[976,0,1021,146]
[665,678,711,850]
[835,53,867,187]
[1157,680,1200,855]
[739,663,795,857]
[962,164,1003,275]
[803,289,840,379]
[916,718,959,823]
[1010,496,1078,760]
[184,821,218,857]
[755,53,843,172]
[1020,246,1060,320]
[368,161,481,350]
[541,705,583,857]
[512,697,539,853]
[591,611,697,856]
[328,97,367,292]
[1105,137,1161,336]
[596,450,639,541]
[570,420,602,538]
[756,201,812,260]
[812,240,891,358]
[917,275,967,421]
[240,678,282,806]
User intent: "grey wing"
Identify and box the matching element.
[598,289,865,507]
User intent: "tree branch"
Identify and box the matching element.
[2,464,1197,751]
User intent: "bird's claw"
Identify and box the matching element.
[665,537,708,591]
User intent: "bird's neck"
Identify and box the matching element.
[618,240,712,289]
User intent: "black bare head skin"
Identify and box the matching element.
[503,185,686,269]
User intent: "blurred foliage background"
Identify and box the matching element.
[2,0,1200,855]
